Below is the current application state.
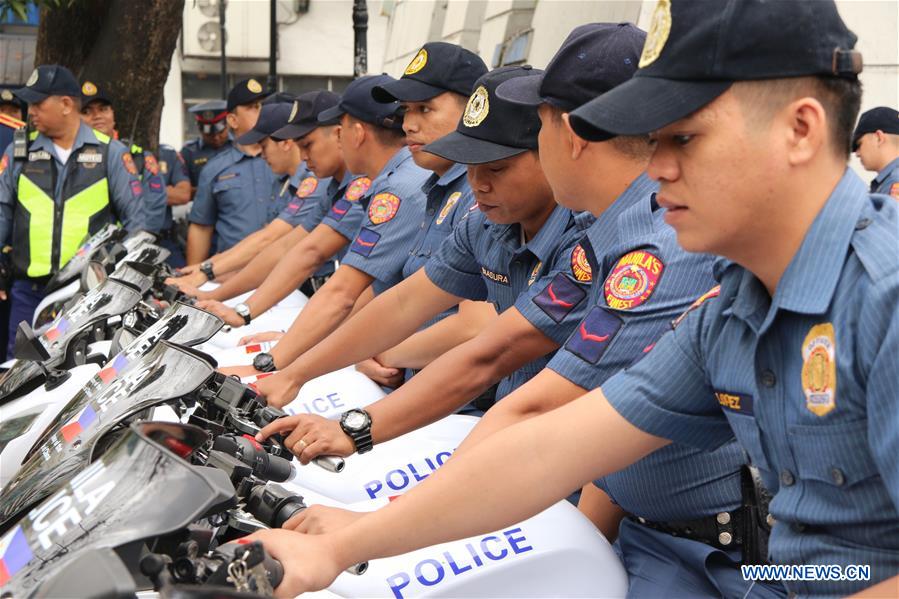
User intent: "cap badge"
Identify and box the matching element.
[247,79,263,93]
[404,48,429,75]
[81,81,98,96]
[1,90,13,101]
[463,86,490,128]
[26,69,39,87]
[200,110,215,121]
[288,100,299,122]
[639,0,672,69]
[435,191,461,225]
[801,323,837,417]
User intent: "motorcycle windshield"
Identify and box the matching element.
[0,421,235,595]
[108,261,154,294]
[0,279,144,401]
[121,230,157,252]
[118,241,169,267]
[0,341,216,528]
[44,224,121,292]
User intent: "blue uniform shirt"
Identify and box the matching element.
[871,156,899,199]
[188,146,277,253]
[0,122,145,245]
[136,148,168,234]
[180,136,232,188]
[601,170,899,595]
[342,147,431,290]
[546,174,743,522]
[275,164,330,230]
[320,172,369,243]
[426,204,591,398]
[152,144,190,232]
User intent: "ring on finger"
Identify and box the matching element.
[295,439,307,453]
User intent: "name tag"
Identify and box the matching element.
[77,153,103,164]
[715,390,753,415]
[28,150,52,161]
[480,266,510,286]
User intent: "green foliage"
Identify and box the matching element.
[0,0,76,22]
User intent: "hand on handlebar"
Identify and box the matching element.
[256,413,355,464]
[253,370,302,409]
[245,529,344,598]
[196,299,244,327]
[283,504,365,535]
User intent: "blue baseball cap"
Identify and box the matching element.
[272,90,341,140]
[236,101,293,145]
[14,65,80,104]
[371,42,487,103]
[317,75,404,130]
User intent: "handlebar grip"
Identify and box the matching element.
[313,455,345,473]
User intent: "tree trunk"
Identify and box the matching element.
[35,0,184,149]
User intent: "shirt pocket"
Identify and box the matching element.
[212,175,242,211]
[725,411,772,472]
[789,420,879,488]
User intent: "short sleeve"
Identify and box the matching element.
[0,144,17,245]
[105,140,146,232]
[278,177,329,229]
[424,212,488,301]
[321,198,365,241]
[189,161,218,226]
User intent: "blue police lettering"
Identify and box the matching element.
[297,392,344,415]
[386,527,534,599]
[363,451,452,499]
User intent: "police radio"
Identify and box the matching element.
[13,125,28,161]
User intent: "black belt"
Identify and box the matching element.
[629,509,745,551]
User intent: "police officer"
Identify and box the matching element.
[244,2,899,597]
[186,92,368,312]
[0,65,144,358]
[79,80,167,238]
[852,107,899,199]
[0,88,26,154]
[154,143,191,266]
[180,99,232,192]
[186,78,276,263]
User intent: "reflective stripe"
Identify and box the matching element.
[93,130,111,144]
[16,175,55,277]
[59,178,110,267]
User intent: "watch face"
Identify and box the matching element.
[344,411,366,430]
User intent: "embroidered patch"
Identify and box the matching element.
[0,155,8,176]
[436,191,462,225]
[570,244,592,282]
[216,172,238,182]
[671,285,720,330]
[368,192,401,224]
[329,198,352,221]
[28,150,51,161]
[130,179,143,197]
[0,89,12,101]
[463,86,490,128]
[528,261,543,286]
[149,180,162,191]
[345,177,372,201]
[714,390,753,415]
[603,250,664,310]
[122,153,138,175]
[480,266,510,286]
[532,272,587,323]
[159,160,169,174]
[288,100,299,122]
[297,176,318,197]
[247,78,263,93]
[564,307,622,364]
[801,323,837,417]
[286,200,304,215]
[81,81,98,96]
[350,227,381,257]
[194,156,208,166]
[26,69,38,87]
[77,149,102,168]
[405,48,428,75]
[639,0,672,68]
[144,153,159,176]
[890,182,899,200]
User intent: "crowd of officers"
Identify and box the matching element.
[1,0,898,596]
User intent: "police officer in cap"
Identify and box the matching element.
[0,88,26,154]
[186,78,276,264]
[0,65,144,358]
[180,99,232,193]
[852,106,899,199]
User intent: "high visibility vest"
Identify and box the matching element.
[13,130,113,278]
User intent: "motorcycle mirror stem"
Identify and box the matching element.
[13,321,71,390]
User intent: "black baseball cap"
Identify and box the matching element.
[495,23,645,125]
[14,65,80,104]
[569,0,862,140]
[189,100,228,134]
[852,107,899,150]
[423,66,543,165]
[371,42,487,103]
[80,80,113,107]
[317,75,403,130]
[272,90,341,140]
[227,78,269,112]
[235,101,293,145]
[263,91,297,106]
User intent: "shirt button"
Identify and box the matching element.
[760,369,777,387]
[766,514,776,527]
[854,218,872,230]
[718,531,733,546]
[780,469,795,486]
[830,467,845,486]
[420,223,425,229]
[716,512,731,525]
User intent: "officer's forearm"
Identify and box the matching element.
[214,220,293,277]
[267,267,373,368]
[378,300,497,369]
[457,369,587,453]
[849,575,899,598]
[205,228,306,301]
[367,309,559,445]
[278,270,458,382]
[186,224,214,264]
[328,389,668,571]
[166,181,191,206]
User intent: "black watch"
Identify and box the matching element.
[200,261,215,281]
[253,352,276,373]
[234,303,252,325]
[339,409,373,454]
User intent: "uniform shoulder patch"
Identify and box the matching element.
[350,227,381,257]
[297,176,318,198]
[435,191,462,225]
[603,249,664,310]
[144,153,159,176]
[0,154,8,176]
[368,192,401,225]
[564,307,623,364]
[570,243,592,282]
[890,182,899,200]
[345,177,371,201]
[671,285,720,329]
[122,153,138,176]
[532,272,587,323]
[329,198,351,221]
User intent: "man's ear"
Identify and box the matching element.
[782,96,828,166]
[561,112,589,160]
[873,130,887,147]
[226,112,239,131]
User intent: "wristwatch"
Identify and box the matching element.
[200,261,215,281]
[253,352,277,373]
[339,408,373,454]
[234,303,252,326]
